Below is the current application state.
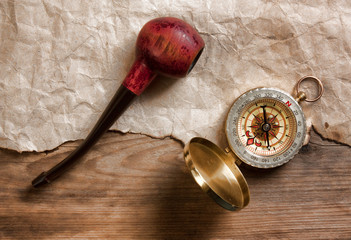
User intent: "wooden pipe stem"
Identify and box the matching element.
[32,85,136,187]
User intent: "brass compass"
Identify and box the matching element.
[226,87,305,168]
[184,76,324,211]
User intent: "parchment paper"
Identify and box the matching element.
[1,0,350,152]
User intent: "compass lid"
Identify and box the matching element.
[184,137,250,211]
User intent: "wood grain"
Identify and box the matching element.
[0,130,350,239]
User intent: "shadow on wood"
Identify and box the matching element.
[152,166,227,239]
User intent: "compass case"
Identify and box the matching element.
[184,137,250,211]
[225,87,306,169]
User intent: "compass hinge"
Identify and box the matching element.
[225,147,242,166]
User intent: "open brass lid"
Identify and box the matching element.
[184,137,250,211]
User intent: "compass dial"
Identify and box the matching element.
[225,88,306,168]
[238,99,296,156]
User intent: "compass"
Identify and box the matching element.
[226,87,305,168]
[184,76,324,211]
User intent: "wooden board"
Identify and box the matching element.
[0,130,350,239]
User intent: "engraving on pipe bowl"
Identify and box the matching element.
[225,88,306,169]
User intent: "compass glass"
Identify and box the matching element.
[225,88,306,168]
[237,98,297,157]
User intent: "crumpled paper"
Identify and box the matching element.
[1,0,350,152]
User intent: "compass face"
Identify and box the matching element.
[225,88,306,168]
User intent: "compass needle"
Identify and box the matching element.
[266,132,270,149]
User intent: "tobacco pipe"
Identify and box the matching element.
[32,17,204,187]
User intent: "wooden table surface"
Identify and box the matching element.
[0,130,350,239]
